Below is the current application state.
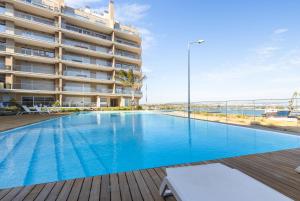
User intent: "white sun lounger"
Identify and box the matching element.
[34,105,51,114]
[20,105,39,115]
[159,163,292,201]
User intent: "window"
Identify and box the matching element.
[22,96,54,106]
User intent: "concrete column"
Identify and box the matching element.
[5,56,13,70]
[5,74,13,89]
[58,63,63,75]
[59,94,62,106]
[5,3,14,17]
[5,21,14,35]
[96,96,100,107]
[5,39,15,54]
[120,97,126,107]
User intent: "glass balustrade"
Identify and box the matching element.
[14,10,56,26]
[18,0,60,12]
[15,47,55,58]
[15,28,56,43]
[14,64,55,74]
[62,23,111,41]
[63,54,112,67]
[63,71,112,80]
[115,38,140,48]
[63,39,111,54]
[115,63,140,71]
[13,82,55,91]
[62,8,108,26]
[115,50,140,59]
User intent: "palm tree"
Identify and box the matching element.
[115,69,146,107]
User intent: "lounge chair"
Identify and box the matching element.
[19,105,39,115]
[159,163,291,201]
[34,105,50,114]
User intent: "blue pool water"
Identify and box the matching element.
[1,112,300,189]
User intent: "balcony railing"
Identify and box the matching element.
[115,50,140,59]
[14,10,56,26]
[0,43,6,51]
[63,71,112,80]
[63,39,112,54]
[14,64,55,75]
[15,47,55,58]
[115,88,142,95]
[62,102,97,107]
[63,85,113,93]
[115,63,140,72]
[18,0,60,12]
[62,23,112,41]
[63,54,112,67]
[12,82,55,91]
[115,38,140,48]
[14,27,56,43]
[62,8,108,26]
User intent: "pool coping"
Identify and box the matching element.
[159,111,300,137]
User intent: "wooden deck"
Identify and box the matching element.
[0,114,69,132]
[0,148,300,201]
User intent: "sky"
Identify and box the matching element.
[65,0,300,104]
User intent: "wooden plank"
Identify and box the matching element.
[125,172,143,201]
[23,184,45,201]
[45,181,65,201]
[147,169,177,201]
[118,173,132,201]
[140,170,164,201]
[89,176,101,201]
[34,183,56,201]
[133,171,154,201]
[56,180,75,201]
[11,185,34,201]
[78,177,92,201]
[0,189,11,200]
[1,187,22,201]
[100,175,110,201]
[67,178,84,201]
[110,174,121,201]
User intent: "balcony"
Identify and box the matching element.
[63,85,113,93]
[63,71,112,81]
[14,27,57,43]
[14,64,55,75]
[17,0,60,12]
[115,49,140,60]
[115,37,140,48]
[115,88,142,95]
[0,24,57,43]
[115,63,140,72]
[12,82,55,91]
[62,23,111,41]
[63,39,112,54]
[15,46,55,58]
[14,10,56,27]
[62,8,109,27]
[63,54,112,68]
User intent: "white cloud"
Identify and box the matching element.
[273,28,288,35]
[255,46,280,58]
[64,0,102,8]
[115,3,151,24]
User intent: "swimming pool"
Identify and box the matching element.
[0,112,300,189]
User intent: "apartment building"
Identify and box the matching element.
[0,0,143,107]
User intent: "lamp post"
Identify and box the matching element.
[188,40,205,118]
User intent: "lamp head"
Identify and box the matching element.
[196,39,205,44]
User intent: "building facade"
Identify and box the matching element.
[0,0,143,107]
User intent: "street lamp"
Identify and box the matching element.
[188,39,205,118]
